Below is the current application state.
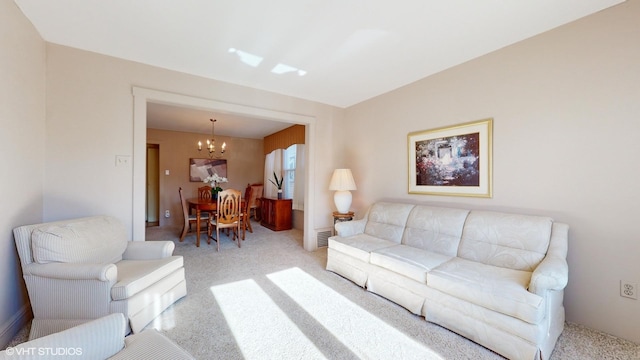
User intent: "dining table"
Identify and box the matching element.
[186,197,246,247]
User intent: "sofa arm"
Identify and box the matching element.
[23,262,117,282]
[529,222,569,296]
[335,218,367,237]
[1,313,126,359]
[123,241,175,260]
[529,255,568,296]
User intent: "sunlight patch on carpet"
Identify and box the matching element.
[267,267,444,360]
[210,279,326,359]
[147,302,176,331]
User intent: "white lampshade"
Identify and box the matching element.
[329,169,357,191]
[329,169,356,214]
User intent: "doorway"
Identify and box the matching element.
[132,87,317,251]
[146,144,160,227]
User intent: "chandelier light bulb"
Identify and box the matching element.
[197,118,227,159]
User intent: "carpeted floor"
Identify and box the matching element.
[144,222,639,360]
[7,221,640,359]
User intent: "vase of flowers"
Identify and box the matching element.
[269,172,284,199]
[203,173,228,200]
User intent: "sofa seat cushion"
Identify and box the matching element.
[370,245,452,283]
[328,234,396,262]
[428,257,544,324]
[31,216,128,264]
[112,256,184,301]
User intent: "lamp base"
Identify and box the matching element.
[333,190,352,214]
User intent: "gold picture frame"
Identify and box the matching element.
[408,118,493,197]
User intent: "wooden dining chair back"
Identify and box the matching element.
[179,187,209,242]
[198,185,212,200]
[208,189,242,251]
[243,184,253,234]
[197,185,214,219]
[247,183,263,220]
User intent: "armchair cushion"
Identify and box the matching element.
[111,257,184,301]
[31,217,127,264]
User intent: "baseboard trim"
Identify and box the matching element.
[0,304,32,348]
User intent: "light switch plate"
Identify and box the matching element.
[115,155,130,167]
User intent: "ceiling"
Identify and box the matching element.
[146,102,292,139]
[15,0,624,138]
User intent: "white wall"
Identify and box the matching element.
[0,0,46,346]
[5,0,638,347]
[44,43,340,244]
[2,3,340,343]
[342,1,640,343]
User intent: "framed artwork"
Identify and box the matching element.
[408,118,492,197]
[189,158,227,182]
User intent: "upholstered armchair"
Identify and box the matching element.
[0,313,194,359]
[13,216,187,340]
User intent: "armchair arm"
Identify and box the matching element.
[123,241,175,260]
[529,222,569,296]
[335,218,367,237]
[1,313,126,359]
[21,264,117,320]
[23,262,117,282]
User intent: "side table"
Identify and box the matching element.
[332,211,354,234]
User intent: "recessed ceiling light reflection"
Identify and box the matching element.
[228,48,263,67]
[271,63,307,76]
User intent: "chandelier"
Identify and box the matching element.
[197,118,226,159]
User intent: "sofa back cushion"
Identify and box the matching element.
[32,216,128,264]
[364,202,415,243]
[458,211,553,271]
[402,206,469,256]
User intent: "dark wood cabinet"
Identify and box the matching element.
[260,198,292,231]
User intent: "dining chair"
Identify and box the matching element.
[243,185,254,234]
[197,185,214,219]
[179,187,209,242]
[198,185,212,200]
[245,183,263,224]
[207,189,242,251]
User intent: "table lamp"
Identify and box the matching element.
[329,169,357,214]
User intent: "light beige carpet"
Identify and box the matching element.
[7,221,640,359]
[142,222,639,360]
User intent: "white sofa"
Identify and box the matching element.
[326,202,569,360]
[0,313,194,359]
[13,216,187,339]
